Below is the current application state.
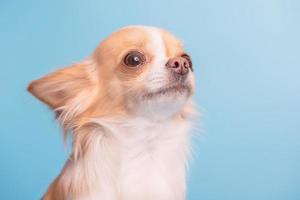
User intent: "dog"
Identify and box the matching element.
[28,25,196,200]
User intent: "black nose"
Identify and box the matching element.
[166,57,190,75]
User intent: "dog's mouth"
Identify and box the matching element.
[142,84,192,100]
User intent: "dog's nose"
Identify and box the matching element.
[166,57,190,76]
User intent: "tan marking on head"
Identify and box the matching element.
[94,27,154,80]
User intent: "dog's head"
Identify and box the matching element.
[28,26,195,127]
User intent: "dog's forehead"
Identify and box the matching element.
[101,26,184,57]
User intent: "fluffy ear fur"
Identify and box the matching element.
[28,60,98,128]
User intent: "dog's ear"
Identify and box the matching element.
[28,61,97,110]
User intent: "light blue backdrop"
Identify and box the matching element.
[1,0,300,199]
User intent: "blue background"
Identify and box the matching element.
[1,0,300,199]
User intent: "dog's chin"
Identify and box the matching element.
[127,83,192,120]
[142,83,192,100]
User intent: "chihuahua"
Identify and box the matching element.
[28,26,196,200]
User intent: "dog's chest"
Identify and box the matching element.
[115,119,189,200]
[81,118,190,200]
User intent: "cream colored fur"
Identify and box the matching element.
[28,26,196,200]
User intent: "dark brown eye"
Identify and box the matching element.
[181,53,193,71]
[123,51,145,67]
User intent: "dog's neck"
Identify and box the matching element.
[55,116,191,200]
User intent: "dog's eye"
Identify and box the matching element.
[123,51,145,67]
[181,53,193,71]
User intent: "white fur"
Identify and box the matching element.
[61,116,191,200]
[144,27,169,92]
